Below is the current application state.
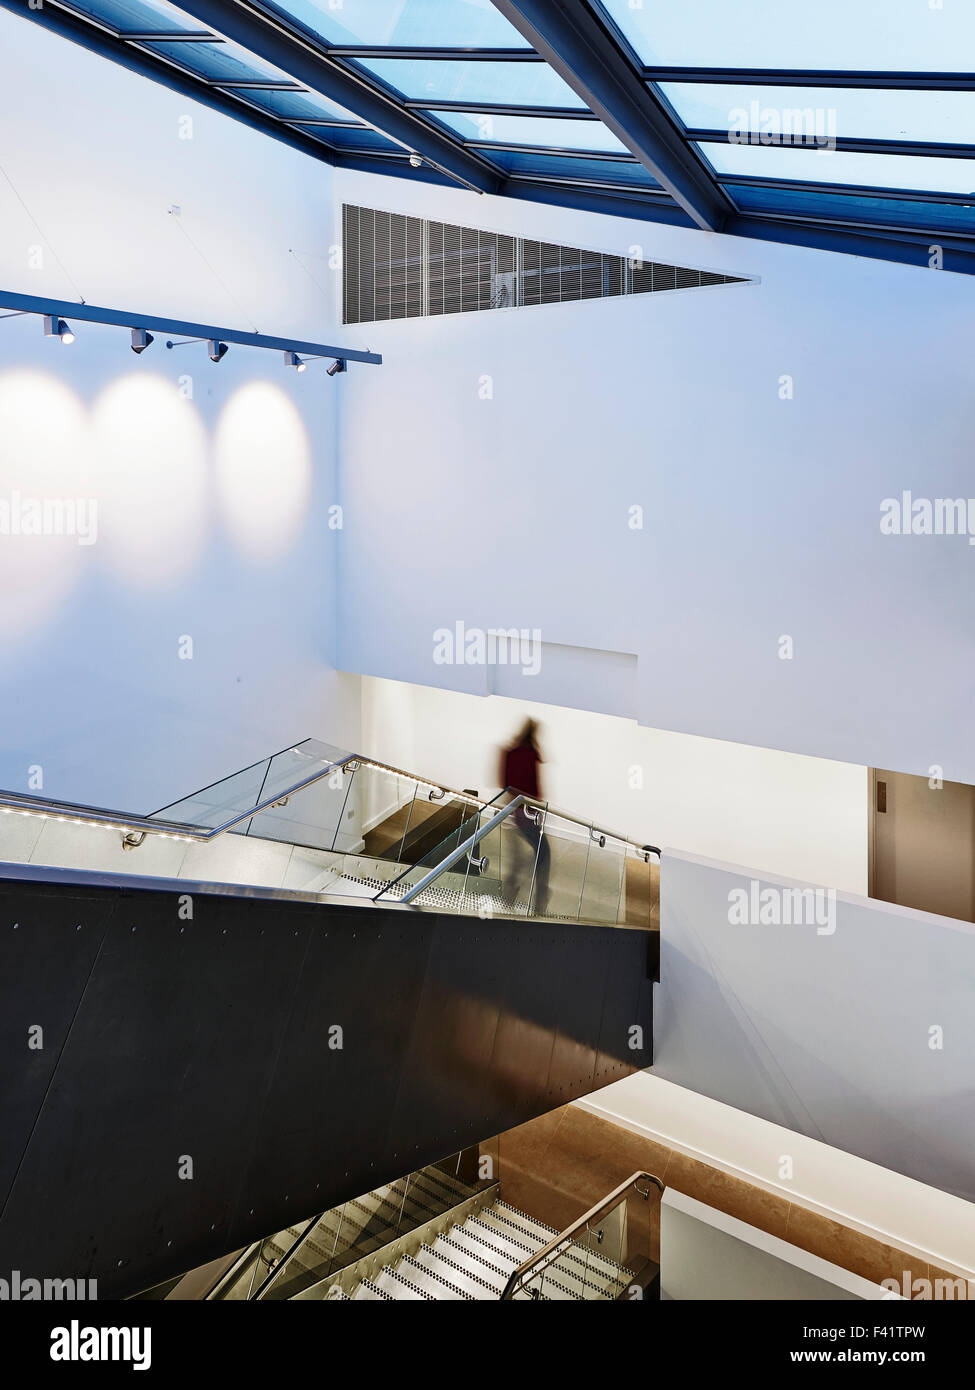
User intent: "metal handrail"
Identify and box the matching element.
[500,1170,664,1301]
[500,787,660,860]
[0,748,489,848]
[0,792,206,840]
[0,741,663,864]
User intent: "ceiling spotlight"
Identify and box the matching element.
[43,315,75,344]
[283,350,307,373]
[130,328,154,355]
[326,358,347,376]
[409,152,423,168]
[207,339,229,363]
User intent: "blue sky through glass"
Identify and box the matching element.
[264,0,531,48]
[701,142,975,196]
[431,110,627,152]
[602,0,975,71]
[356,57,586,108]
[145,38,296,84]
[661,84,975,147]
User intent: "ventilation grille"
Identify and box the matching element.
[343,203,744,325]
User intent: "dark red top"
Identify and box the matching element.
[502,744,540,799]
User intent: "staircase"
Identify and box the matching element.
[325,1199,636,1301]
[259,1165,478,1293]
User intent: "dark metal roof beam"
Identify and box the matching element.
[502,178,695,227]
[491,0,728,229]
[726,214,975,273]
[716,174,975,206]
[730,206,975,244]
[688,129,975,161]
[405,99,598,118]
[644,68,975,92]
[208,79,303,88]
[170,0,504,193]
[324,45,540,61]
[120,30,217,40]
[469,142,640,160]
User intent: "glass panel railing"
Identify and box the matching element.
[252,1149,489,1301]
[377,793,660,926]
[149,737,351,835]
[1,736,660,928]
[230,754,485,866]
[579,828,628,925]
[533,807,591,920]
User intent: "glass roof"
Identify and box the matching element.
[236,88,364,124]
[700,143,975,197]
[143,38,300,84]
[66,0,201,31]
[487,150,659,187]
[29,0,975,275]
[264,0,532,49]
[726,184,975,236]
[354,57,587,109]
[661,85,975,148]
[431,111,628,153]
[602,0,975,72]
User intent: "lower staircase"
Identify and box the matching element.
[325,1198,635,1301]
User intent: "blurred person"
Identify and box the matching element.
[498,718,551,916]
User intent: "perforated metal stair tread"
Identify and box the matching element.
[319,1195,636,1301]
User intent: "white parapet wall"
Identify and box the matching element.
[652,848,975,1207]
[660,1189,900,1301]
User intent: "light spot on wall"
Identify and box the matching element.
[214,382,311,563]
[90,374,208,588]
[0,370,92,637]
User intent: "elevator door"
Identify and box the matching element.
[871,769,975,923]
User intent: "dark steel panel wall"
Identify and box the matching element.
[0,873,653,1297]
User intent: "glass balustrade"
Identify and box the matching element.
[207,1146,493,1302]
[0,739,659,929]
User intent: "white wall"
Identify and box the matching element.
[660,1189,897,1301]
[0,12,369,812]
[581,1075,975,1280]
[653,848,975,1211]
[333,165,975,787]
[361,675,868,894]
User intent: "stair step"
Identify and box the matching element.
[394,1253,472,1300]
[463,1213,536,1265]
[373,1265,435,1300]
[414,1244,499,1300]
[351,1279,392,1301]
[474,1207,547,1254]
[431,1233,509,1291]
[435,1228,511,1285]
[495,1199,559,1242]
